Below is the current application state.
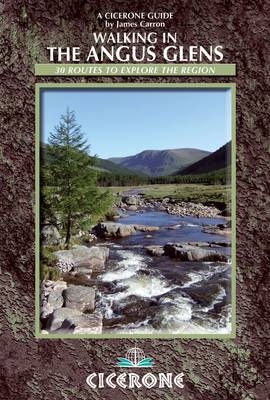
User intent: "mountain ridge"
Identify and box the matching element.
[177,142,231,175]
[109,148,210,176]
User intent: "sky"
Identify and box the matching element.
[41,88,232,159]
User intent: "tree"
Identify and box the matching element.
[42,109,112,248]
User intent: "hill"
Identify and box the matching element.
[109,148,210,177]
[95,158,144,175]
[41,143,141,176]
[177,142,231,175]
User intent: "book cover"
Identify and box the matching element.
[0,1,269,399]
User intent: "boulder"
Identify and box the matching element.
[111,215,121,221]
[71,245,109,272]
[134,225,160,232]
[209,241,231,248]
[164,243,228,262]
[145,245,165,256]
[184,284,223,307]
[46,307,82,331]
[121,298,158,317]
[54,245,109,273]
[166,224,183,230]
[128,205,138,211]
[70,267,92,278]
[46,308,102,334]
[202,226,231,236]
[47,288,64,310]
[53,280,68,291]
[92,222,136,238]
[41,303,54,320]
[63,285,95,312]
[60,313,102,334]
[184,241,210,247]
[41,280,67,292]
[159,206,167,211]
[41,225,61,245]
[178,241,231,248]
[122,195,138,205]
[41,280,67,319]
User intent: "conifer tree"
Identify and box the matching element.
[42,109,112,247]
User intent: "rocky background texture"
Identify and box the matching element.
[0,0,269,399]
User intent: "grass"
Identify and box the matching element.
[103,184,231,215]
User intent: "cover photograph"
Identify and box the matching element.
[38,84,235,338]
[0,1,269,399]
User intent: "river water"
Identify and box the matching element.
[95,211,232,335]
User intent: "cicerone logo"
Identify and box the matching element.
[117,346,154,367]
[86,347,184,389]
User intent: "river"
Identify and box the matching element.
[95,210,231,335]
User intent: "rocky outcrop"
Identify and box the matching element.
[42,282,102,334]
[46,307,102,334]
[92,222,160,238]
[166,202,220,218]
[164,243,228,262]
[54,245,109,274]
[41,245,111,334]
[202,222,231,236]
[134,224,160,232]
[179,241,231,248]
[46,307,82,331]
[118,194,221,218]
[122,195,139,206]
[71,245,109,273]
[145,241,230,260]
[92,222,136,238]
[145,245,165,256]
[128,205,138,211]
[41,225,61,245]
[166,224,183,230]
[63,285,95,312]
[59,313,102,334]
[183,284,224,307]
[41,280,67,320]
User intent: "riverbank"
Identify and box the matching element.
[116,193,223,218]
[105,183,231,216]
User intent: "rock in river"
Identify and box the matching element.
[134,224,160,232]
[202,225,231,236]
[164,243,228,262]
[92,222,160,238]
[63,285,95,312]
[145,245,165,256]
[92,222,136,238]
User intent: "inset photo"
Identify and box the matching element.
[36,84,236,338]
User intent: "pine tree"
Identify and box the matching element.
[42,109,112,248]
